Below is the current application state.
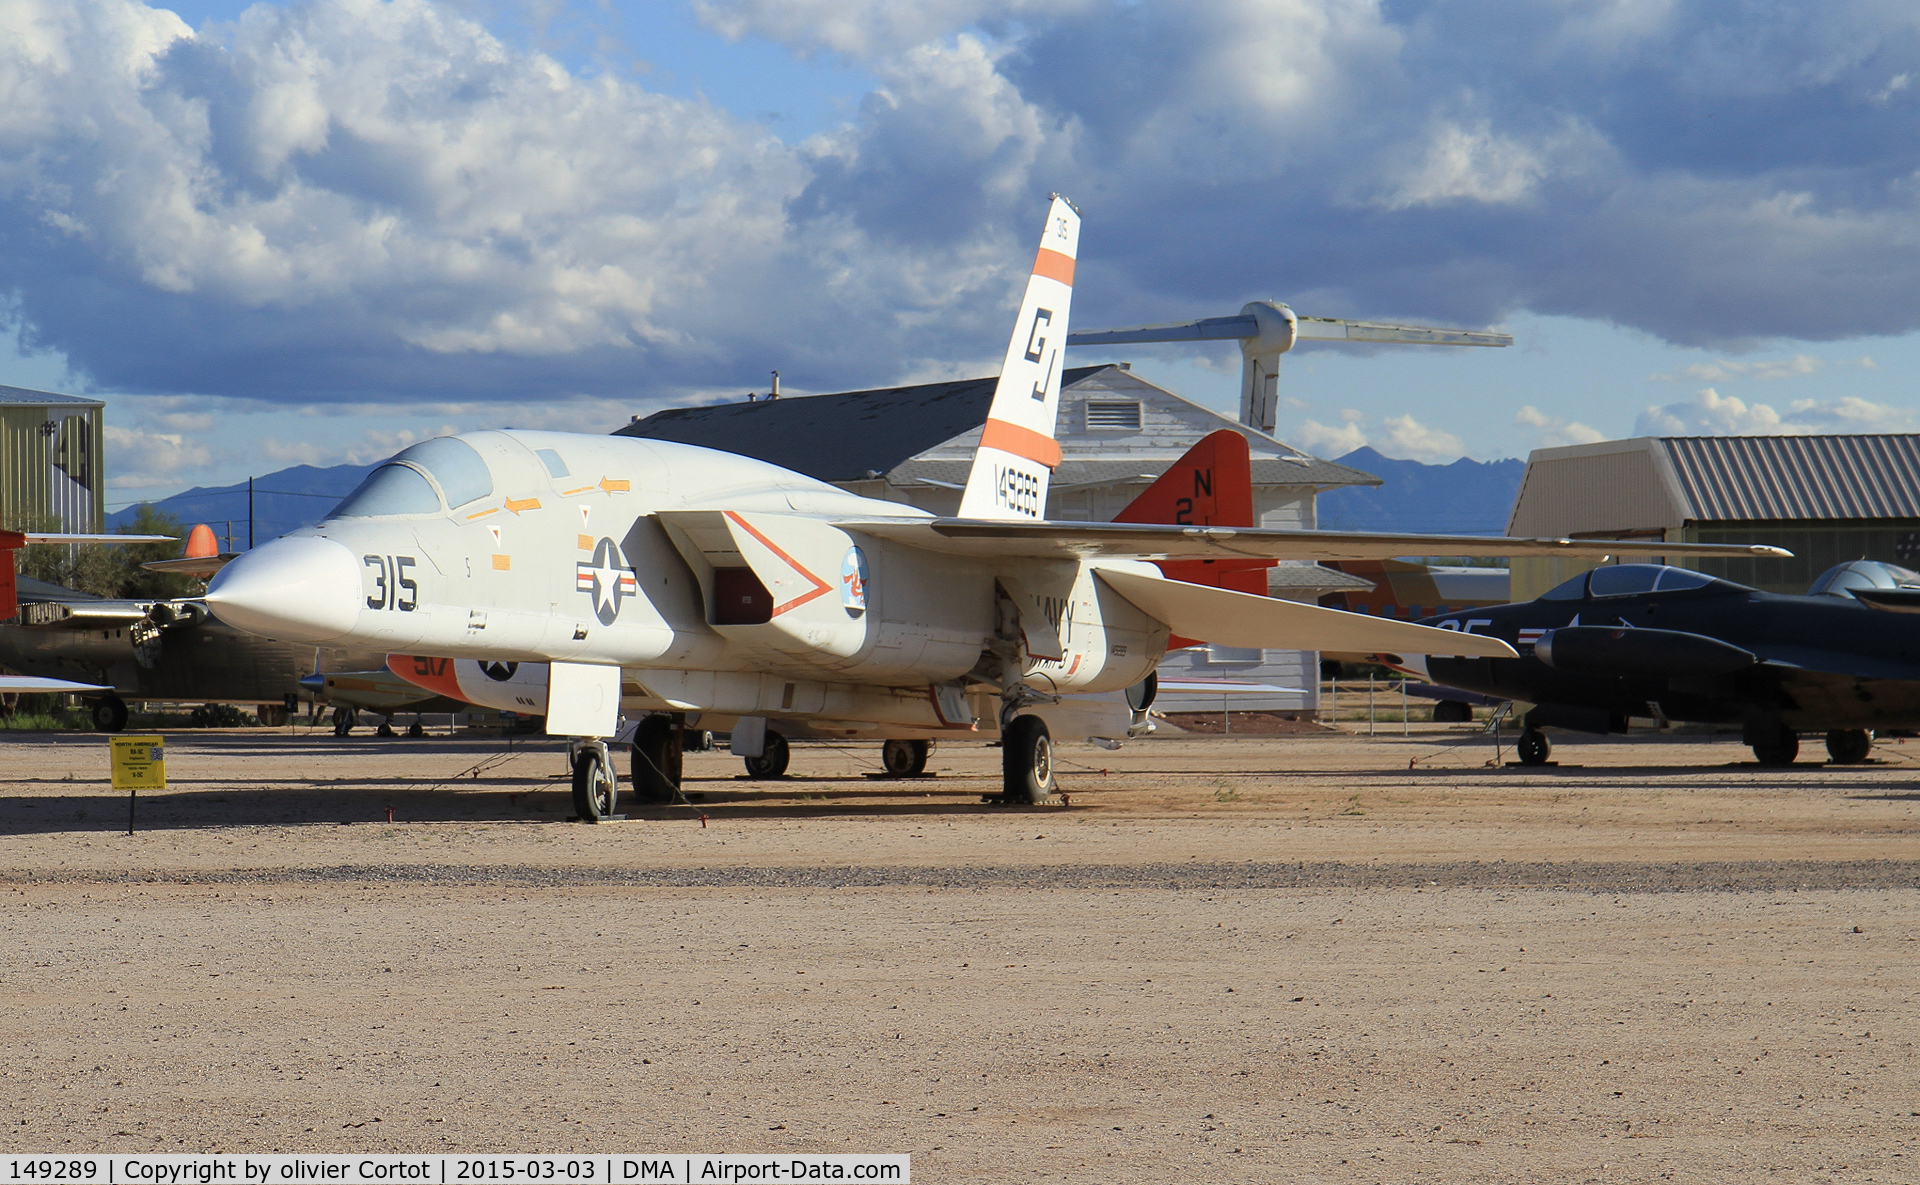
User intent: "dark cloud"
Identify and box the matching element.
[4,0,1920,414]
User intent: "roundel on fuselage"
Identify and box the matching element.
[575,537,637,626]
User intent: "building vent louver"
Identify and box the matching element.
[1084,400,1143,430]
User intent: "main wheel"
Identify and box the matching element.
[1432,699,1472,724]
[881,738,930,777]
[90,695,128,734]
[1825,728,1872,764]
[331,706,358,737]
[1751,724,1799,766]
[743,730,790,779]
[1516,728,1551,766]
[630,715,684,804]
[1000,715,1054,804]
[572,748,618,821]
[376,719,397,738]
[406,720,425,739]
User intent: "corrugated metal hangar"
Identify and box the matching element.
[1509,434,1920,599]
[622,364,1379,711]
[1,384,104,534]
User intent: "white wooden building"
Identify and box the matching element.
[620,364,1378,712]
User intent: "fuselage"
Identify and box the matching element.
[1401,565,1920,730]
[206,430,1169,724]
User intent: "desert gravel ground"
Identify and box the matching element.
[1,723,1916,1182]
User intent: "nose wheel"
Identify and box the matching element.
[743,730,790,779]
[331,706,359,737]
[571,742,620,821]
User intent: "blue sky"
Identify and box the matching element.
[4,0,1920,508]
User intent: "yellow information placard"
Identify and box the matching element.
[110,735,166,790]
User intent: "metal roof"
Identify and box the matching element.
[888,456,1367,491]
[1661,435,1920,521]
[0,383,103,407]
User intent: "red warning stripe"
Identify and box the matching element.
[1032,247,1075,286]
[981,417,1063,469]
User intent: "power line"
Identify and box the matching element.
[106,487,352,512]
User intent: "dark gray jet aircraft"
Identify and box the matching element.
[1389,560,1920,767]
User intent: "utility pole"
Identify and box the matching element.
[247,477,254,550]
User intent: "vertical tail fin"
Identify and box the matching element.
[1115,431,1274,648]
[957,193,1081,520]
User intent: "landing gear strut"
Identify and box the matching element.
[631,714,685,804]
[1825,728,1872,764]
[881,738,931,777]
[331,706,359,737]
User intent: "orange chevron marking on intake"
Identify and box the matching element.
[722,511,832,617]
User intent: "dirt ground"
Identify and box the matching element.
[2,724,1916,1181]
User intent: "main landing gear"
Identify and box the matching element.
[1825,728,1873,765]
[1516,727,1552,766]
[90,695,129,734]
[880,738,931,778]
[631,714,686,804]
[331,706,359,736]
[998,714,1056,804]
[1746,720,1799,766]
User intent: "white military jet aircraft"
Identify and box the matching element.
[204,195,1787,816]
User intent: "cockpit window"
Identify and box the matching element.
[1588,564,1666,598]
[1539,571,1590,601]
[328,464,441,518]
[395,437,493,508]
[1652,567,1715,592]
[535,448,569,479]
[1808,559,1920,598]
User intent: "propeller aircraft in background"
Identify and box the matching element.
[203,195,1787,817]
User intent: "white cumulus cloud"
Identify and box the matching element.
[1515,405,1605,448]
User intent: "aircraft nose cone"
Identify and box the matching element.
[206,536,363,643]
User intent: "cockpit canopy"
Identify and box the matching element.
[1538,563,1737,601]
[327,437,495,519]
[1807,559,1920,599]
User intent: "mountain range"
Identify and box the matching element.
[110,446,1528,544]
[1318,447,1526,536]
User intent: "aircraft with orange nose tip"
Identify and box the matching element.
[204,194,1787,818]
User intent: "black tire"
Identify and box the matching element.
[1825,728,1872,764]
[1432,699,1472,724]
[744,730,789,779]
[406,720,425,739]
[332,707,357,737]
[1516,728,1551,766]
[1001,715,1054,803]
[572,748,618,821]
[881,738,930,777]
[630,715,683,804]
[1751,725,1799,766]
[683,730,714,753]
[90,696,128,734]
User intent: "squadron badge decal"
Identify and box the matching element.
[576,537,638,625]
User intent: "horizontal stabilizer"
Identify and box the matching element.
[0,674,112,693]
[839,517,1793,563]
[1068,315,1511,349]
[1094,567,1517,658]
[142,554,237,576]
